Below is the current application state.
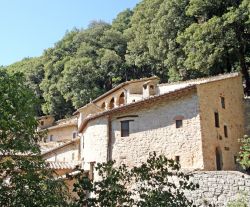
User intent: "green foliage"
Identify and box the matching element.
[0,71,69,206]
[238,135,250,173]
[0,70,40,153]
[7,57,45,116]
[112,9,133,33]
[178,0,250,90]
[125,0,166,79]
[6,0,250,118]
[72,152,198,207]
[227,192,249,207]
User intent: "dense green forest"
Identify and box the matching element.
[5,0,250,119]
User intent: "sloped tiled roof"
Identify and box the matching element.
[41,138,80,156]
[75,76,160,113]
[46,161,81,170]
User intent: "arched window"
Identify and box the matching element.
[109,98,115,109]
[101,102,106,109]
[119,92,125,106]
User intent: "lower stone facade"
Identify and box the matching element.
[186,171,250,207]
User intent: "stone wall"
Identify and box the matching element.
[47,125,78,142]
[186,171,250,207]
[197,75,244,170]
[43,142,79,162]
[82,117,109,171]
[110,92,204,169]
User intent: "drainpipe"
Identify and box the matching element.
[107,115,112,162]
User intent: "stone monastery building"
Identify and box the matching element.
[38,72,245,177]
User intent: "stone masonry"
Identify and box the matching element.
[185,171,250,207]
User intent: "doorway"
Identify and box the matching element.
[216,147,222,170]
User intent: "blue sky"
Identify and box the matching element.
[0,0,140,66]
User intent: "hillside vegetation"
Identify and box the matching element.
[5,0,250,119]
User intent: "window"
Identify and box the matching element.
[214,112,220,128]
[101,102,106,109]
[121,121,130,137]
[150,85,154,89]
[224,125,228,138]
[72,153,75,161]
[73,132,77,139]
[176,120,183,128]
[221,97,225,109]
[119,92,125,106]
[41,121,44,126]
[175,156,180,163]
[109,98,115,109]
[49,135,53,142]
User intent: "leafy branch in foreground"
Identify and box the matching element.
[71,152,198,207]
[0,71,69,206]
[238,135,250,174]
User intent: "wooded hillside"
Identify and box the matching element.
[5,0,250,119]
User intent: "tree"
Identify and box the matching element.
[6,57,45,116]
[238,135,250,174]
[112,9,134,33]
[125,0,165,79]
[71,152,198,207]
[0,71,69,206]
[40,30,78,119]
[177,0,250,92]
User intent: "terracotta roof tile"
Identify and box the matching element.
[46,161,81,170]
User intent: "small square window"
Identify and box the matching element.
[176,120,183,128]
[224,125,228,138]
[221,97,225,109]
[214,112,219,128]
[121,121,130,137]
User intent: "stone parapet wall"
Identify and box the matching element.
[186,171,250,207]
